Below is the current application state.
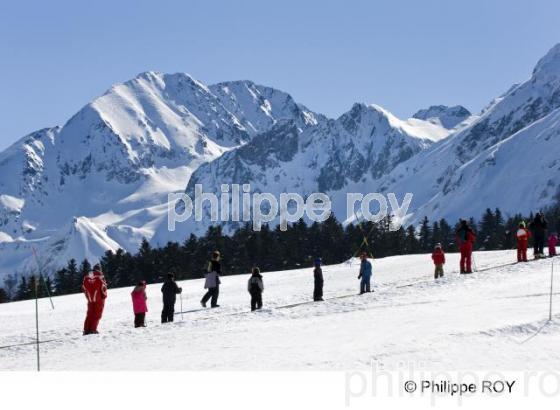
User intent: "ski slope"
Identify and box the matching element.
[0,250,559,371]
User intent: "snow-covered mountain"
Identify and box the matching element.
[0,73,323,278]
[412,105,472,129]
[370,43,560,224]
[154,103,450,240]
[2,43,560,280]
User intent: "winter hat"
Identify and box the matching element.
[167,272,175,279]
[93,264,102,272]
[314,257,322,266]
[435,243,442,249]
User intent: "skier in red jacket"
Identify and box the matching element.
[516,221,531,262]
[82,264,108,335]
[431,243,445,279]
[456,220,476,274]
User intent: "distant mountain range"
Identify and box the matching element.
[1,44,560,279]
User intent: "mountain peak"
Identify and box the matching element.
[412,105,471,129]
[532,43,560,80]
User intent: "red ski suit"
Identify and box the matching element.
[82,270,107,334]
[456,230,476,273]
[516,227,531,262]
[431,248,446,265]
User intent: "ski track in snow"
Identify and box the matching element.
[0,250,559,371]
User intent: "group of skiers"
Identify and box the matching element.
[429,214,559,280]
[80,250,374,334]
[515,212,557,262]
[80,215,558,334]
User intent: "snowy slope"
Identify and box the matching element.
[1,250,558,370]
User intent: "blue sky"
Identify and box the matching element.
[0,0,559,150]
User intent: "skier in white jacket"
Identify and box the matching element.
[201,251,221,308]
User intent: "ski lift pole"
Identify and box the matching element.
[550,259,554,321]
[33,276,40,372]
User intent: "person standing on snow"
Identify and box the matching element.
[247,267,264,311]
[82,264,108,335]
[201,251,221,308]
[161,272,182,323]
[516,221,531,262]
[358,252,373,294]
[431,243,445,279]
[530,213,548,259]
[131,281,148,328]
[548,233,558,257]
[313,258,324,301]
[456,220,476,274]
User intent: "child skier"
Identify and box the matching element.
[358,252,373,294]
[131,281,148,328]
[431,243,445,279]
[549,233,558,257]
[161,273,182,323]
[313,258,324,301]
[201,251,221,308]
[247,267,264,311]
[516,221,531,262]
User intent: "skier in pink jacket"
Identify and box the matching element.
[131,281,148,328]
[549,233,558,257]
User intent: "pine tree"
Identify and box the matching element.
[479,208,495,250]
[15,276,31,301]
[404,225,419,254]
[419,216,432,252]
[439,219,454,251]
[3,274,18,300]
[0,288,9,303]
[54,267,69,295]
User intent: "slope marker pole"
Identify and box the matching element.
[33,276,40,372]
[32,247,55,310]
[550,259,554,321]
[180,292,184,321]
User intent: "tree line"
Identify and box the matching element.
[2,203,559,303]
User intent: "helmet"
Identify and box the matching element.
[314,257,322,266]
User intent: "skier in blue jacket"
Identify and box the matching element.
[358,252,373,294]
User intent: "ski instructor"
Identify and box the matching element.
[456,219,476,274]
[82,264,108,335]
